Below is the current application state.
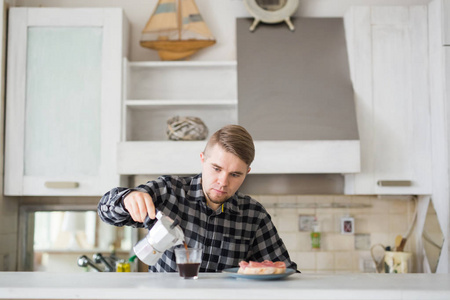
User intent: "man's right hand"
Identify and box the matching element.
[123,191,156,223]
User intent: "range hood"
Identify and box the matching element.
[236,18,360,174]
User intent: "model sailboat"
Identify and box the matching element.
[140,0,216,60]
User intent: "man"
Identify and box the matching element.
[98,125,297,272]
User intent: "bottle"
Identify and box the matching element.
[116,259,130,272]
[311,217,321,250]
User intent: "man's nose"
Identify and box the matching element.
[218,172,228,186]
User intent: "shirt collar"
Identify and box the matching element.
[222,193,241,215]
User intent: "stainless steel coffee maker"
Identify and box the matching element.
[133,211,184,265]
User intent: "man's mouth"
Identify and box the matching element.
[213,188,226,194]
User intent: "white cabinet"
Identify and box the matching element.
[443,0,450,45]
[4,8,128,196]
[428,0,450,273]
[117,60,237,175]
[344,6,432,195]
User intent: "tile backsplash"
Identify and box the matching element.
[253,195,416,273]
[16,192,418,273]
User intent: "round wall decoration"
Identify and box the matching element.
[243,0,299,31]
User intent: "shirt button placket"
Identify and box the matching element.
[205,214,217,271]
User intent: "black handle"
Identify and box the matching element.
[143,215,153,229]
[170,218,180,229]
[143,209,160,229]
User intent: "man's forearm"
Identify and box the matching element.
[97,187,143,228]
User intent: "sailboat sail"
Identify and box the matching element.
[141,0,178,41]
[140,0,216,60]
[180,0,214,39]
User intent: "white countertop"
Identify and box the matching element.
[0,272,449,300]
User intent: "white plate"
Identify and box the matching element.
[221,267,296,280]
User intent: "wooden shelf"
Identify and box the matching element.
[117,140,360,175]
[122,58,238,142]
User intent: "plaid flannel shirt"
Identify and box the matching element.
[98,174,297,273]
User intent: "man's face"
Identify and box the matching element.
[200,144,250,210]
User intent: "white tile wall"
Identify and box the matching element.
[252,195,416,273]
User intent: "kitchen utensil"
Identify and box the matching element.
[133,211,184,266]
[370,244,412,273]
[397,238,407,252]
[394,235,402,250]
[384,251,412,273]
[394,235,407,252]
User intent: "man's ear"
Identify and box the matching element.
[247,167,251,174]
[200,152,205,163]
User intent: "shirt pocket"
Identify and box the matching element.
[218,235,251,270]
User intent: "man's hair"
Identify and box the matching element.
[203,125,255,166]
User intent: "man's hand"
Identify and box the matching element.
[123,191,156,223]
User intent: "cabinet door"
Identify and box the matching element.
[443,0,450,45]
[344,6,432,194]
[4,8,125,196]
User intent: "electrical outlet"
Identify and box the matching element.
[359,254,376,273]
[298,215,315,231]
[354,233,371,250]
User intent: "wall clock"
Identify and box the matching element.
[243,0,299,31]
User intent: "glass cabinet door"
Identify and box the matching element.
[25,27,102,178]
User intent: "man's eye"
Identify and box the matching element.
[231,173,240,178]
[213,167,220,172]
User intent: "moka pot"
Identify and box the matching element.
[133,211,184,266]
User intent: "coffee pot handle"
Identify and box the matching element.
[143,215,153,229]
[142,210,163,229]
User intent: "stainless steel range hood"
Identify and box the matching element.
[236,18,360,174]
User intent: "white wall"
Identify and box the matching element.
[14,0,431,61]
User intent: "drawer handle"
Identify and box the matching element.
[44,181,80,189]
[377,180,412,187]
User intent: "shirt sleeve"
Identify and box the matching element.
[97,177,174,228]
[97,186,148,228]
[250,212,298,271]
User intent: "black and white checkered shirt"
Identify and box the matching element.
[98,174,297,273]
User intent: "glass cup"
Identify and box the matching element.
[174,248,202,279]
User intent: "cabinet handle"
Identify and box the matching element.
[44,181,80,189]
[377,180,412,187]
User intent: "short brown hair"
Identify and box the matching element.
[204,125,255,166]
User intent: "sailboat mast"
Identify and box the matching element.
[177,0,182,40]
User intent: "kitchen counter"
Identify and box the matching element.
[0,272,449,300]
